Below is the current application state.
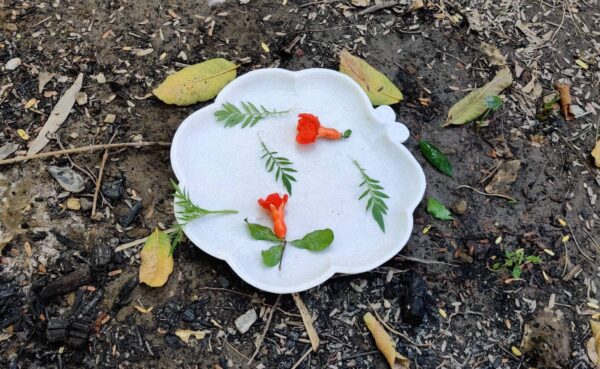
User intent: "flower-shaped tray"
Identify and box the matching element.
[171,68,426,293]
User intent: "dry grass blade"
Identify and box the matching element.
[292,293,320,352]
[363,312,409,369]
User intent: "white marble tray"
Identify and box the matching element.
[171,68,426,293]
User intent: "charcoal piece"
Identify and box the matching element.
[118,201,142,227]
[39,266,92,301]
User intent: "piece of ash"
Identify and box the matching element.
[520,310,571,368]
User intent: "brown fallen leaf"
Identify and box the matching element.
[480,42,506,67]
[554,83,574,121]
[592,141,600,168]
[175,329,207,344]
[408,0,424,12]
[363,312,409,369]
[485,160,521,195]
[521,311,570,368]
[589,320,600,368]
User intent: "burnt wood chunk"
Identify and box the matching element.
[39,266,92,301]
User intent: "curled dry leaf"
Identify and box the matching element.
[484,159,521,195]
[444,68,512,126]
[339,49,403,106]
[592,141,600,168]
[175,329,208,344]
[139,229,174,287]
[153,58,238,106]
[554,83,575,121]
[363,312,409,369]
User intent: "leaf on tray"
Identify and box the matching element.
[444,67,512,126]
[418,141,452,176]
[352,159,390,232]
[339,49,403,106]
[172,180,238,228]
[592,140,600,168]
[554,83,575,121]
[28,73,83,155]
[215,101,290,128]
[261,244,284,267]
[153,58,237,106]
[259,138,297,195]
[290,229,334,251]
[245,219,281,242]
[363,312,410,369]
[139,229,174,287]
[426,198,454,221]
[175,329,207,344]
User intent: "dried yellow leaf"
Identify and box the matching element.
[175,329,207,344]
[17,129,29,141]
[444,68,512,126]
[24,98,38,109]
[152,58,238,106]
[511,346,522,356]
[134,305,153,314]
[363,313,409,369]
[439,308,448,319]
[422,224,432,235]
[339,49,403,106]
[261,42,270,53]
[139,228,174,287]
[592,140,600,168]
[576,59,589,69]
[562,235,570,243]
[558,218,567,226]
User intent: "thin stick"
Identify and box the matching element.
[91,148,109,217]
[567,223,594,264]
[358,1,398,15]
[291,347,312,369]
[247,294,281,365]
[395,255,458,267]
[0,141,171,165]
[92,132,117,217]
[455,185,518,202]
[292,293,320,352]
[114,227,177,251]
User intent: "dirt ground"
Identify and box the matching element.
[1,0,600,368]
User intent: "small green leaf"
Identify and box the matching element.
[526,255,541,264]
[215,101,289,128]
[342,129,352,139]
[261,245,283,267]
[484,95,503,111]
[419,141,453,177]
[291,229,334,251]
[426,197,453,220]
[492,262,501,270]
[245,219,280,242]
[512,266,522,279]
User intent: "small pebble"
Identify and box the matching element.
[234,309,257,334]
[451,199,467,215]
[66,198,81,210]
[181,309,195,322]
[76,92,87,105]
[96,73,106,84]
[5,57,21,70]
[47,166,85,193]
[104,114,116,124]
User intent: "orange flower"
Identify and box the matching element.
[258,193,288,239]
[296,113,351,144]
